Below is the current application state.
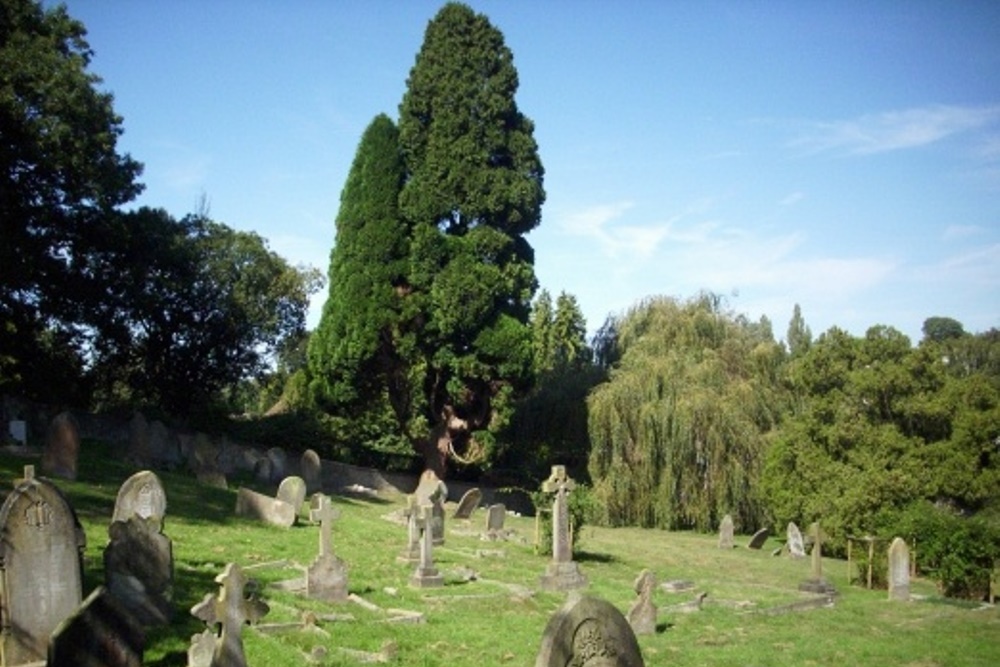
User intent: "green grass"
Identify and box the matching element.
[2,441,997,666]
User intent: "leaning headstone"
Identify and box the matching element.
[48,586,144,667]
[718,514,735,549]
[538,465,588,591]
[397,495,421,564]
[484,503,507,540]
[787,522,806,558]
[414,469,447,545]
[276,476,307,516]
[626,569,658,635]
[235,487,296,528]
[104,515,174,626]
[535,595,645,667]
[747,527,770,549]
[42,410,79,480]
[128,411,151,465]
[189,563,269,667]
[453,488,482,519]
[306,494,348,602]
[301,449,322,493]
[887,537,911,602]
[113,470,168,523]
[410,503,443,588]
[0,467,86,664]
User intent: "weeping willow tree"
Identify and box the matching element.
[587,293,786,531]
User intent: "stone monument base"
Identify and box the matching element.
[539,561,588,591]
[307,556,348,602]
[798,578,837,595]
[410,567,443,588]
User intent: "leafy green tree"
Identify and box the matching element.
[552,292,591,369]
[587,293,785,531]
[394,2,544,474]
[530,289,555,373]
[922,316,966,343]
[786,303,812,358]
[0,0,143,399]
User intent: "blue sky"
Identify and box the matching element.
[61,0,1000,342]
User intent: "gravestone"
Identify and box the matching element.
[397,495,421,564]
[414,469,447,545]
[306,494,348,602]
[0,467,86,664]
[48,586,143,667]
[104,515,174,626]
[798,521,837,595]
[128,411,151,465]
[253,457,273,484]
[787,522,806,558]
[8,420,27,445]
[410,503,443,588]
[538,465,588,591]
[113,470,168,524]
[453,488,482,519]
[887,537,910,602]
[148,420,180,467]
[266,447,287,483]
[747,527,770,549]
[42,410,79,480]
[235,487,296,528]
[485,503,507,540]
[190,563,269,667]
[535,595,645,667]
[276,476,307,516]
[718,514,734,549]
[301,449,322,493]
[626,569,658,635]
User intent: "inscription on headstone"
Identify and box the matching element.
[535,595,645,667]
[112,470,168,524]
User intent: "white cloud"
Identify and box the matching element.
[791,104,1000,155]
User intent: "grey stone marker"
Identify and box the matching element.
[301,449,322,493]
[48,586,144,667]
[0,466,86,665]
[414,469,448,545]
[453,488,482,519]
[113,469,168,523]
[148,420,177,466]
[104,515,174,626]
[8,420,27,445]
[265,447,287,483]
[535,595,645,667]
[887,537,911,601]
[538,465,588,591]
[798,521,837,595]
[235,487,296,528]
[276,475,308,516]
[398,495,421,564]
[747,527,770,549]
[485,503,507,540]
[306,494,348,602]
[410,503,444,588]
[189,562,269,667]
[718,514,735,549]
[787,522,806,558]
[42,410,79,480]
[626,569,658,635]
[128,411,151,466]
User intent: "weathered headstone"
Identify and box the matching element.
[276,476,307,516]
[485,503,507,540]
[128,411,151,465]
[306,494,348,602]
[887,537,911,602]
[104,515,174,626]
[414,469,447,545]
[747,527,770,549]
[42,410,79,480]
[266,447,288,483]
[626,569,658,635]
[535,595,645,667]
[538,465,588,591]
[798,521,837,595]
[0,467,86,664]
[787,522,806,558]
[191,433,219,474]
[301,449,322,493]
[113,470,168,524]
[235,487,296,528]
[189,563,269,667]
[453,488,482,519]
[253,457,273,484]
[718,514,735,549]
[410,503,443,588]
[7,420,27,445]
[147,420,177,466]
[48,586,144,667]
[398,495,421,564]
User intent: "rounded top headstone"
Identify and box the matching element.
[535,595,645,667]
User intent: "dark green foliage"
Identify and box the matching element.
[786,303,812,358]
[922,316,966,343]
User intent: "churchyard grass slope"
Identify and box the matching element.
[0,441,997,666]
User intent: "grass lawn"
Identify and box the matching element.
[1,440,997,666]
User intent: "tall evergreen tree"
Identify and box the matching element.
[786,303,812,358]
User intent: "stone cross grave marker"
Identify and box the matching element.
[626,569,658,635]
[799,521,837,595]
[485,503,506,540]
[538,464,588,591]
[747,527,769,549]
[453,488,482,519]
[306,494,348,602]
[718,514,735,549]
[48,586,144,667]
[300,449,322,493]
[113,470,167,524]
[190,562,269,667]
[0,467,87,664]
[42,410,79,480]
[787,522,805,558]
[414,469,447,545]
[398,495,421,564]
[276,476,307,520]
[887,537,911,601]
[235,487,296,528]
[535,595,645,667]
[410,503,443,588]
[104,515,174,626]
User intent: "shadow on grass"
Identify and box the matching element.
[575,550,616,564]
